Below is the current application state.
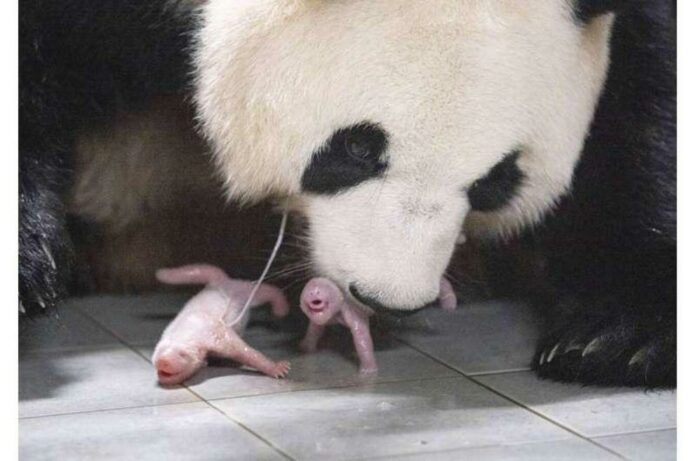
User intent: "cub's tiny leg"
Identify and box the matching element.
[299,323,326,353]
[223,280,290,318]
[439,278,457,311]
[350,322,378,374]
[214,334,290,379]
[248,283,291,318]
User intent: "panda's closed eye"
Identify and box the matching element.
[467,150,525,212]
[302,122,389,194]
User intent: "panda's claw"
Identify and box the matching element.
[533,308,675,388]
[40,239,57,270]
[581,337,603,357]
[628,347,649,368]
[546,342,561,363]
[19,220,72,315]
[564,340,585,354]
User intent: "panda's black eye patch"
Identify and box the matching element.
[467,150,525,212]
[301,122,388,195]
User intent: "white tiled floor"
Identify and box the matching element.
[19,294,676,460]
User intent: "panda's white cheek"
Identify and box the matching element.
[307,197,371,280]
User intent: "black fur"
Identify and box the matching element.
[574,0,630,23]
[467,151,524,212]
[349,284,431,317]
[531,0,676,388]
[19,0,196,313]
[19,0,676,391]
[301,123,389,195]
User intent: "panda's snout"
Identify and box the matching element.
[348,284,434,317]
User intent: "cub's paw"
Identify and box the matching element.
[270,361,291,379]
[359,364,379,375]
[533,312,675,388]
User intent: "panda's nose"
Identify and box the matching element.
[348,284,433,317]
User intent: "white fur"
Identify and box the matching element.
[194,0,614,310]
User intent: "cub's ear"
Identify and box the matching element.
[574,0,630,23]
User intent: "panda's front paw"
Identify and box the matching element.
[19,196,74,315]
[19,232,73,314]
[533,311,675,388]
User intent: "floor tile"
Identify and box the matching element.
[139,331,459,400]
[20,293,677,461]
[393,300,540,374]
[477,371,676,437]
[19,402,284,461]
[372,439,619,461]
[595,429,676,461]
[213,377,574,460]
[19,347,198,418]
[76,292,301,347]
[73,293,192,346]
[19,303,119,352]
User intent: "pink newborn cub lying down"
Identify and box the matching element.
[152,264,291,385]
[299,277,457,374]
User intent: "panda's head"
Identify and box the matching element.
[195,0,616,312]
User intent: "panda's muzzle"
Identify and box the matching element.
[349,284,432,318]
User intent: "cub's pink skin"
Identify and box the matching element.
[152,264,291,385]
[299,277,458,374]
[439,278,457,312]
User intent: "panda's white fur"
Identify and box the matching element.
[195,0,614,310]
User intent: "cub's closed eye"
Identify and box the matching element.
[302,122,389,195]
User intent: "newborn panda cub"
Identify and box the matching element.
[300,278,457,374]
[152,264,291,385]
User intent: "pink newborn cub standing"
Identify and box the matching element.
[152,264,291,385]
[299,277,457,374]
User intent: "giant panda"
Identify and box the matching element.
[19,0,676,388]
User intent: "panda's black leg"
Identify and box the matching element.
[19,152,74,315]
[533,297,676,388]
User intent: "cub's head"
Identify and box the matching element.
[194,0,616,312]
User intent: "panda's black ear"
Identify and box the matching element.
[574,0,630,23]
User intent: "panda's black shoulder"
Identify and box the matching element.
[545,0,675,294]
[574,0,675,240]
[574,0,626,22]
[573,0,675,23]
[19,0,197,137]
[18,0,199,313]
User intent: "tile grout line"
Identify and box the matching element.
[73,304,294,460]
[467,367,533,376]
[69,306,209,403]
[19,342,126,355]
[391,336,628,460]
[69,306,661,459]
[65,306,298,459]
[73,307,456,400]
[359,438,625,461]
[592,426,677,439]
[588,427,677,460]
[201,374,462,403]
[19,400,205,421]
[70,307,459,400]
[187,387,295,461]
[466,375,627,461]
